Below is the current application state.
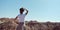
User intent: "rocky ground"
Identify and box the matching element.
[0,18,60,30]
[25,21,60,30]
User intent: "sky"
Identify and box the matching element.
[0,0,60,22]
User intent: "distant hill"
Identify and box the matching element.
[0,18,60,30]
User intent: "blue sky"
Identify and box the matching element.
[0,0,60,22]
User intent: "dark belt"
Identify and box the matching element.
[19,22,24,24]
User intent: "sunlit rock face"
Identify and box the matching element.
[0,18,60,30]
[25,21,60,30]
[0,18,18,30]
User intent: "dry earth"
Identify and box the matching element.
[0,18,60,30]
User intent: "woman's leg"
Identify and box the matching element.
[16,22,24,30]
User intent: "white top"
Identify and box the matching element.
[17,14,26,22]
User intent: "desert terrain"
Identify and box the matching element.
[0,18,60,30]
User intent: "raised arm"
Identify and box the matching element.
[25,9,28,15]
